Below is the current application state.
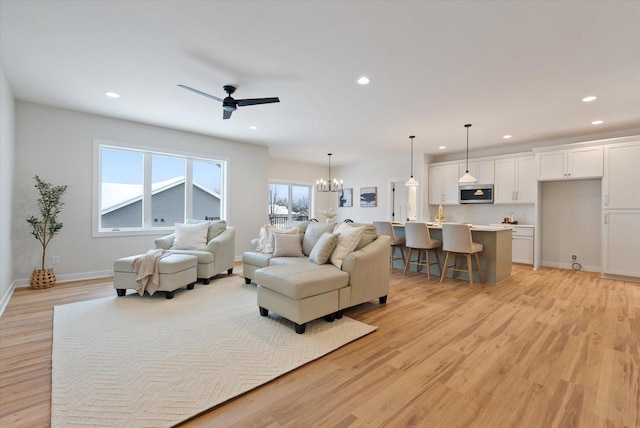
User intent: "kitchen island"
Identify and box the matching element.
[392,223,512,284]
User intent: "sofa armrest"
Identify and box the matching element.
[341,235,390,307]
[155,234,175,250]
[250,238,260,251]
[206,227,236,268]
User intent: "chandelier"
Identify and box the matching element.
[316,153,343,192]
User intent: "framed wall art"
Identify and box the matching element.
[360,187,377,207]
[338,188,353,207]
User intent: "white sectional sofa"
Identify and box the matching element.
[243,220,390,333]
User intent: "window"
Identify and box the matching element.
[268,183,311,227]
[94,140,226,236]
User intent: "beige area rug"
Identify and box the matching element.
[52,276,377,428]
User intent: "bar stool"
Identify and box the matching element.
[440,223,484,286]
[402,222,442,280]
[373,221,406,271]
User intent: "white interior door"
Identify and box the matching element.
[391,181,410,221]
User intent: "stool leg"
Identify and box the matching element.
[434,250,442,275]
[452,254,458,279]
[425,249,431,281]
[474,253,484,283]
[466,254,473,286]
[440,252,450,282]
[403,248,413,275]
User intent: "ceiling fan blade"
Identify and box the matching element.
[178,84,223,102]
[223,109,233,120]
[236,97,280,107]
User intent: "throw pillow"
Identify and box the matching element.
[353,223,378,250]
[273,233,305,257]
[186,219,227,242]
[302,222,336,256]
[329,223,365,269]
[256,225,300,253]
[171,222,209,250]
[309,233,339,265]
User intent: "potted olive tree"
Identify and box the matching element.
[26,175,67,289]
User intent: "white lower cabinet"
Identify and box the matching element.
[602,210,640,277]
[512,227,534,264]
[490,225,534,265]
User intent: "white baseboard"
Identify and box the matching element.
[540,261,601,273]
[13,270,113,288]
[0,280,16,318]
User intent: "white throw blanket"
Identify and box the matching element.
[131,249,171,296]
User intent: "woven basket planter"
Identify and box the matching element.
[30,268,56,289]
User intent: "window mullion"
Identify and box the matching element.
[143,153,152,228]
[185,158,193,220]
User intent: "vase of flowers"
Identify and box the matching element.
[320,207,337,223]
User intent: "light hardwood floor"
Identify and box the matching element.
[1,265,638,427]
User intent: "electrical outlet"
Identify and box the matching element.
[52,256,60,265]
[571,255,577,261]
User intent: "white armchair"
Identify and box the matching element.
[155,220,235,284]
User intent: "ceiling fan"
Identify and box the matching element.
[178,84,280,120]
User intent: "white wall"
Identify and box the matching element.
[0,66,16,307]
[13,102,269,283]
[324,154,427,223]
[540,179,602,271]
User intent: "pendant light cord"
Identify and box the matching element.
[465,124,471,173]
[409,136,414,177]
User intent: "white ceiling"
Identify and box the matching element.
[1,1,639,166]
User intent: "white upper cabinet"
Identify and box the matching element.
[494,156,535,204]
[428,163,459,205]
[458,160,494,185]
[536,146,603,181]
[603,141,640,209]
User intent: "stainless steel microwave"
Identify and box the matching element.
[459,184,494,204]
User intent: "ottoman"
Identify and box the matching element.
[113,253,198,299]
[255,262,349,334]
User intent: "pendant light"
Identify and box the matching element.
[405,135,419,186]
[316,153,343,192]
[459,123,478,184]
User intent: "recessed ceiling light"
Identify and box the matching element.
[592,120,604,125]
[105,91,120,98]
[438,145,446,150]
[249,125,257,130]
[503,135,512,139]
[582,95,597,102]
[357,76,370,85]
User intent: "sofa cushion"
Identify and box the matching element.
[330,223,364,269]
[273,233,305,257]
[350,223,378,250]
[186,219,227,241]
[268,257,309,266]
[284,220,311,234]
[255,262,349,299]
[166,249,215,264]
[243,251,273,268]
[309,232,339,265]
[171,222,209,250]
[302,222,336,256]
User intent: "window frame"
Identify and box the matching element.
[92,139,228,237]
[268,181,313,226]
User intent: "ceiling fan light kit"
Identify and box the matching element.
[459,123,478,184]
[317,153,343,192]
[178,84,279,120]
